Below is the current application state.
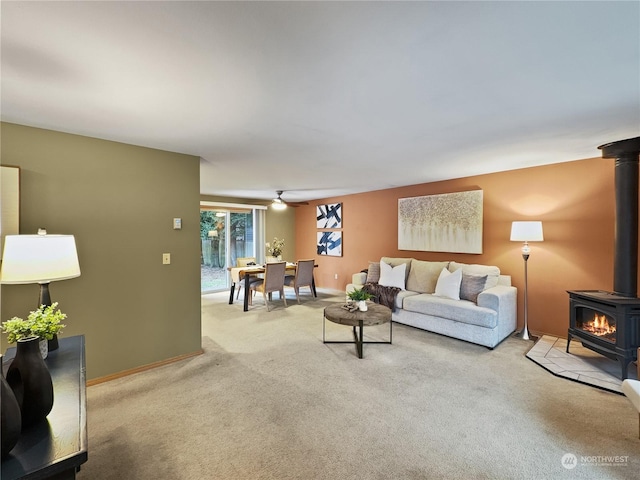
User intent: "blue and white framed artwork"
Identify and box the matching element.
[317,231,342,256]
[316,203,342,229]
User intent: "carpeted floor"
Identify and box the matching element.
[80,289,639,479]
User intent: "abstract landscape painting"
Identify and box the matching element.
[398,190,483,254]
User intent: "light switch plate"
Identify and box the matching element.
[173,218,182,230]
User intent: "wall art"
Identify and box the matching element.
[316,203,342,229]
[317,231,342,257]
[398,190,483,254]
[1,166,20,257]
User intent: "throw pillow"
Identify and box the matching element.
[448,262,500,289]
[379,260,406,290]
[406,260,449,293]
[459,273,488,303]
[380,257,412,283]
[434,267,462,300]
[366,261,381,283]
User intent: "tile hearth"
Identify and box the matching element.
[526,335,638,394]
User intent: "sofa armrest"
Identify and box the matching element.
[477,285,517,330]
[351,272,367,286]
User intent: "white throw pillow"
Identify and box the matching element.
[378,260,406,290]
[434,267,462,300]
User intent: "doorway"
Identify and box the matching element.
[200,206,262,294]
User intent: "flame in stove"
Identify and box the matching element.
[584,313,616,337]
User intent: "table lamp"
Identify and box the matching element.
[0,229,81,309]
[510,221,544,340]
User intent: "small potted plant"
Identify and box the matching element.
[347,288,373,312]
[1,303,66,359]
[1,317,33,344]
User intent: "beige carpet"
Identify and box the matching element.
[80,289,639,479]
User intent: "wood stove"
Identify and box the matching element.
[567,290,640,379]
[567,136,640,380]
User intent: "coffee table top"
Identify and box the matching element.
[324,302,392,327]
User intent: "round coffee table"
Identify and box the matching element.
[323,302,392,358]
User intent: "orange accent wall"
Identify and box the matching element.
[295,157,620,339]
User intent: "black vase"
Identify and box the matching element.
[6,336,54,427]
[1,354,22,458]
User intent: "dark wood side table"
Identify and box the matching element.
[2,335,87,480]
[323,302,392,358]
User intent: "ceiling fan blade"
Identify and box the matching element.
[273,190,309,207]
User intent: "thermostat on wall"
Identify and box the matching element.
[173,218,182,230]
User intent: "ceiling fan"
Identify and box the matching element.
[271,190,309,209]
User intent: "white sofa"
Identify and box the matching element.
[621,349,640,438]
[346,257,517,349]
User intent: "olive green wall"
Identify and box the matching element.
[1,123,202,380]
[200,195,296,261]
[265,207,296,261]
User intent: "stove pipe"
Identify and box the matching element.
[598,137,640,298]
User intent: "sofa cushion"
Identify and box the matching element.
[395,290,420,309]
[381,257,412,283]
[403,294,498,329]
[460,273,488,303]
[366,261,381,283]
[406,260,449,293]
[449,262,500,289]
[379,260,406,289]
[434,267,462,300]
[351,272,367,286]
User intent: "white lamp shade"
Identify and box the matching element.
[0,234,81,284]
[510,221,544,242]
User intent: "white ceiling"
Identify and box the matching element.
[1,1,638,203]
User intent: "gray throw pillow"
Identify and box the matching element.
[459,273,488,303]
[449,262,500,289]
[366,262,381,283]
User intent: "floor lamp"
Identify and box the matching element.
[510,221,544,340]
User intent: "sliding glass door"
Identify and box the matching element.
[228,211,254,267]
[200,204,265,294]
[200,210,228,293]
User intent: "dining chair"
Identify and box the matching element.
[250,261,287,311]
[233,257,260,300]
[284,259,315,303]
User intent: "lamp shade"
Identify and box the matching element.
[0,234,81,284]
[510,221,544,242]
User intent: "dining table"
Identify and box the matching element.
[228,263,317,311]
